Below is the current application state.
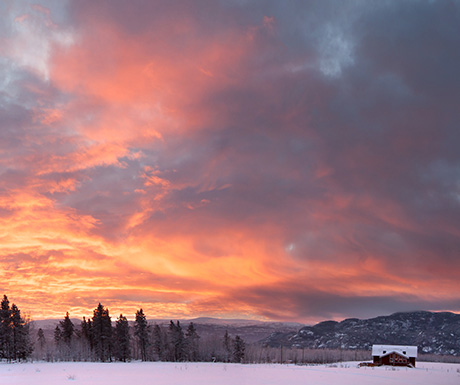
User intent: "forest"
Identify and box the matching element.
[0,295,248,363]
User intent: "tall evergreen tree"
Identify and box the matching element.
[37,328,46,350]
[232,335,245,363]
[185,322,200,361]
[60,312,74,347]
[114,314,131,362]
[80,317,94,361]
[152,324,166,361]
[54,325,62,344]
[92,303,113,362]
[10,304,32,360]
[54,324,62,359]
[223,330,232,362]
[134,309,149,361]
[0,295,12,361]
[36,328,46,359]
[168,320,185,362]
[59,312,74,360]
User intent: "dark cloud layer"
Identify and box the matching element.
[1,0,460,322]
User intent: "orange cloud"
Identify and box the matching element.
[1,0,460,324]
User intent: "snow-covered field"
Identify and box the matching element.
[1,361,459,385]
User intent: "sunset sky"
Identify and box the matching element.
[1,0,460,323]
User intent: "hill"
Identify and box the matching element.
[261,311,460,356]
[31,317,304,344]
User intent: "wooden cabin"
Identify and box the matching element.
[372,345,417,367]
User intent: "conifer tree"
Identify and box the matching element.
[134,309,150,361]
[60,312,74,347]
[54,324,62,359]
[185,322,200,361]
[80,316,94,359]
[92,303,113,362]
[36,328,46,359]
[114,314,131,362]
[81,317,88,339]
[10,304,32,360]
[54,325,62,344]
[168,320,185,362]
[152,324,166,361]
[0,295,12,360]
[58,312,74,360]
[232,335,245,363]
[223,330,232,362]
[37,328,46,350]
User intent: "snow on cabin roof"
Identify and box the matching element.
[372,345,418,358]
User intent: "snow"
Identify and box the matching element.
[1,361,459,385]
[372,345,418,358]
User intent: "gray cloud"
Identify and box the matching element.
[2,0,460,321]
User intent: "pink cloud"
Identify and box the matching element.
[1,0,459,322]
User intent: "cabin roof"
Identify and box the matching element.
[372,344,417,358]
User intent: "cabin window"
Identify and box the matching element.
[403,351,406,354]
[383,350,386,354]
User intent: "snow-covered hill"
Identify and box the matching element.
[262,311,460,356]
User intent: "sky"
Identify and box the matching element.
[1,0,460,324]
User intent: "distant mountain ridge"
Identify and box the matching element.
[31,317,304,344]
[261,311,460,356]
[33,316,303,328]
[32,311,460,356]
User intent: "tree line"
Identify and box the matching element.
[49,304,245,363]
[1,296,246,363]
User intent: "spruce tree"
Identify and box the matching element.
[11,304,32,360]
[92,303,113,362]
[168,320,185,362]
[37,328,46,359]
[152,324,166,361]
[185,322,200,361]
[37,328,46,350]
[0,295,12,361]
[60,312,74,347]
[54,325,62,359]
[80,317,94,358]
[54,325,62,344]
[232,335,245,363]
[223,330,232,362]
[59,312,74,359]
[134,309,149,361]
[114,314,131,362]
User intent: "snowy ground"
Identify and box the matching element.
[1,361,459,385]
